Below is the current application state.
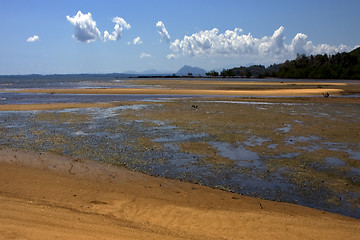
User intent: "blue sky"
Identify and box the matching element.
[1,0,359,74]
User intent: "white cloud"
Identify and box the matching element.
[156,21,171,43]
[104,17,131,42]
[133,36,143,45]
[26,35,39,42]
[140,52,151,58]
[66,11,101,43]
[258,26,285,56]
[166,53,177,60]
[169,26,353,63]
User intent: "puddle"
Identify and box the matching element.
[210,142,265,168]
[152,132,207,143]
[135,120,178,131]
[90,104,149,119]
[296,144,322,152]
[197,100,308,106]
[268,144,278,149]
[350,167,360,176]
[72,130,90,136]
[323,142,349,151]
[324,157,347,167]
[346,150,360,160]
[285,135,320,144]
[276,124,292,133]
[322,143,360,160]
[349,168,360,184]
[274,153,301,158]
[243,136,270,147]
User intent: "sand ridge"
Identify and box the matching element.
[8,87,344,96]
[0,148,359,239]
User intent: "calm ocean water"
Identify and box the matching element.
[0,74,197,104]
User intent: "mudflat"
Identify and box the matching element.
[1,148,359,240]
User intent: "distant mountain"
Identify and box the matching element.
[176,65,207,76]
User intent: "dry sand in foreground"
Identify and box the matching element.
[0,148,359,240]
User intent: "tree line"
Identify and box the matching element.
[206,47,360,79]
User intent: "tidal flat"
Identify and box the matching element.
[1,96,360,218]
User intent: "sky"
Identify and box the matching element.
[1,0,360,75]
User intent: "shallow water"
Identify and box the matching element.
[0,92,198,105]
[275,124,292,133]
[347,150,360,160]
[211,142,264,168]
[325,157,347,167]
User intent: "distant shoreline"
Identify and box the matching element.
[1,73,359,82]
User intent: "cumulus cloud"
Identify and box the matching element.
[26,35,39,42]
[104,17,131,42]
[140,52,151,58]
[66,11,101,43]
[133,36,143,45]
[166,53,177,60]
[169,26,353,62]
[156,21,171,43]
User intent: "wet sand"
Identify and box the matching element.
[1,148,360,240]
[0,102,116,111]
[1,96,360,111]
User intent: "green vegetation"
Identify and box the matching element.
[275,50,360,79]
[216,47,360,79]
[205,70,219,77]
[232,65,267,78]
[220,68,235,77]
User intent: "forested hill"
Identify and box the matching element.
[274,47,360,79]
[216,47,360,79]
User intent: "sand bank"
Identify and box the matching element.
[9,87,344,96]
[123,79,349,86]
[1,96,359,111]
[0,148,359,240]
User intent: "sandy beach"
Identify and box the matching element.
[1,148,360,239]
[1,79,360,239]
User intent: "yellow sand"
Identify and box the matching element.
[8,87,344,96]
[0,149,359,240]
